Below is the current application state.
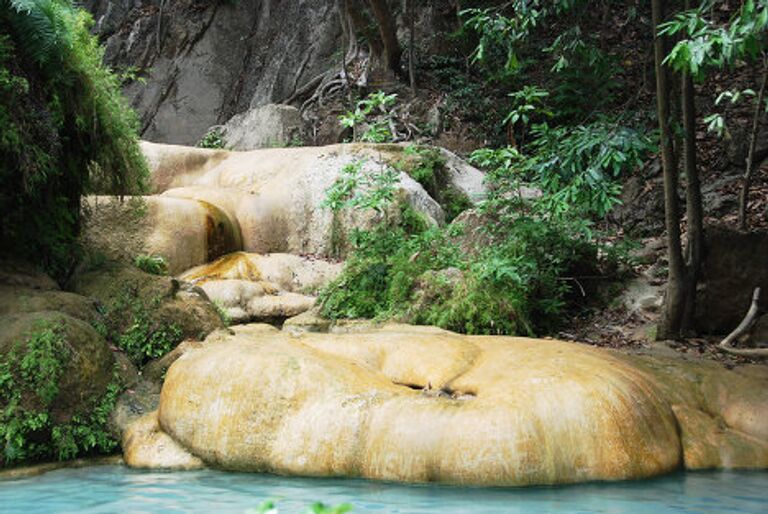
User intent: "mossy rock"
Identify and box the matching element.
[71,260,175,305]
[0,285,100,325]
[0,260,59,291]
[0,311,114,425]
[70,261,224,365]
[73,260,224,339]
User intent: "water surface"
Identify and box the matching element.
[1,465,766,513]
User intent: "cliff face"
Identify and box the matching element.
[85,0,341,145]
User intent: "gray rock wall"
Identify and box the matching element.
[85,0,341,145]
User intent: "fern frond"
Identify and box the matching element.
[3,0,75,66]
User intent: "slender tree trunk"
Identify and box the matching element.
[680,0,703,334]
[738,53,768,231]
[408,0,416,94]
[653,0,686,340]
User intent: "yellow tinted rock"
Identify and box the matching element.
[145,143,444,257]
[122,411,204,470]
[179,252,341,293]
[145,328,686,485]
[123,326,768,485]
[82,195,241,274]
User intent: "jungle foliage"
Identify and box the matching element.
[318,143,616,336]
[319,1,656,337]
[0,0,147,281]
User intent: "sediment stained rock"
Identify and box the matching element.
[123,324,768,485]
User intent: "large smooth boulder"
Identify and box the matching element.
[153,143,443,256]
[124,325,768,485]
[221,104,304,150]
[82,196,241,275]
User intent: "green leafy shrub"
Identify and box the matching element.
[339,91,397,142]
[320,222,451,320]
[461,1,584,74]
[197,127,227,149]
[0,1,148,280]
[471,121,655,219]
[544,27,620,120]
[0,321,121,466]
[322,158,399,214]
[319,138,613,336]
[95,286,183,366]
[133,254,168,276]
[504,85,552,145]
[660,1,768,80]
[320,214,597,336]
[524,121,655,218]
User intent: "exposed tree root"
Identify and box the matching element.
[718,287,768,357]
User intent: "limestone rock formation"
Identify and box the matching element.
[72,261,225,345]
[179,252,342,293]
[82,195,241,275]
[86,142,484,272]
[122,411,204,470]
[123,325,768,485]
[178,252,341,323]
[150,142,446,258]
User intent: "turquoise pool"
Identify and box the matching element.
[1,466,766,513]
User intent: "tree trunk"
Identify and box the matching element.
[408,0,416,94]
[367,0,402,75]
[345,0,383,59]
[680,0,703,334]
[653,0,687,340]
[738,53,768,231]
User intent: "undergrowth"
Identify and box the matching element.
[0,321,121,467]
[94,285,183,366]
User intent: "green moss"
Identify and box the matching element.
[396,145,472,222]
[94,285,184,366]
[0,321,121,467]
[133,254,168,276]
